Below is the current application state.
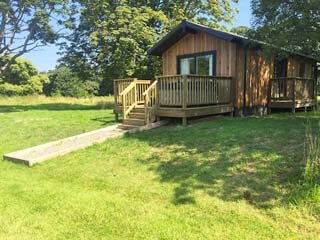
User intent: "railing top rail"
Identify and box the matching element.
[114,78,151,83]
[136,80,151,84]
[114,78,137,82]
[156,74,232,79]
[270,77,316,81]
[142,80,158,96]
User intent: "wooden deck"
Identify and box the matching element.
[114,75,233,125]
[268,77,317,113]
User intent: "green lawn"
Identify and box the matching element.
[0,97,320,239]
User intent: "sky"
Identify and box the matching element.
[23,1,252,72]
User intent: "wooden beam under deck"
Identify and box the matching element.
[269,100,316,109]
[156,104,234,118]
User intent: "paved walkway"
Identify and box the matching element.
[4,125,126,166]
[3,121,168,167]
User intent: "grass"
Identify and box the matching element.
[0,96,320,239]
[0,96,115,154]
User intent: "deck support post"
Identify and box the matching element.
[182,117,187,126]
[267,79,272,115]
[115,113,119,122]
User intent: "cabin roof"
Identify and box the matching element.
[148,20,318,62]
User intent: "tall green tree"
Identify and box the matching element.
[0,0,73,74]
[251,0,320,59]
[61,0,238,95]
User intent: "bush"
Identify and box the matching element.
[0,83,25,96]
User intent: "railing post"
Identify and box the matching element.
[114,80,119,121]
[292,78,296,113]
[122,94,126,119]
[314,78,318,110]
[267,78,272,114]
[145,94,150,126]
[155,78,160,121]
[133,78,137,105]
[182,75,188,126]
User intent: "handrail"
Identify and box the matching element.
[114,78,152,120]
[119,80,136,96]
[143,80,158,96]
[121,81,137,120]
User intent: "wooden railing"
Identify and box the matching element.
[119,81,137,119]
[114,78,136,105]
[270,77,316,102]
[114,75,232,123]
[135,80,151,104]
[115,78,151,119]
[156,75,232,107]
[143,80,158,125]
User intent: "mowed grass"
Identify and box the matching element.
[0,97,320,239]
[0,96,115,154]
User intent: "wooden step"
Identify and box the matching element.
[129,112,145,119]
[117,124,139,130]
[131,106,145,113]
[123,118,146,126]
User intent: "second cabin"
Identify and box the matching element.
[114,20,318,128]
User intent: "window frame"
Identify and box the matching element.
[177,51,217,76]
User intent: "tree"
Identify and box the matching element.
[231,26,250,36]
[0,0,73,74]
[61,0,239,95]
[45,66,98,97]
[251,0,320,59]
[0,57,49,96]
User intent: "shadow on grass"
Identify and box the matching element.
[126,113,320,209]
[0,102,114,112]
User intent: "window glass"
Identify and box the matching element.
[197,55,213,75]
[275,58,288,78]
[178,53,215,76]
[180,57,196,74]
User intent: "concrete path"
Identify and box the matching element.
[3,121,168,167]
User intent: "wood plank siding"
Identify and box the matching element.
[161,32,316,111]
[162,32,236,77]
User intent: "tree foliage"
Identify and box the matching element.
[251,0,320,59]
[231,26,250,36]
[61,0,238,94]
[0,57,49,96]
[0,0,73,74]
[45,66,99,97]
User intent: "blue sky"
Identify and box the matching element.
[24,1,252,72]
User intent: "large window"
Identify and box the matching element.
[177,52,216,76]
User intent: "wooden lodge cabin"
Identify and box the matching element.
[114,21,318,128]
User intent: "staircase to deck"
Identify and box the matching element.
[118,105,146,130]
[114,78,158,129]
